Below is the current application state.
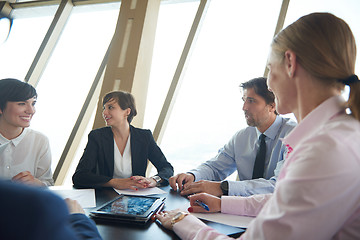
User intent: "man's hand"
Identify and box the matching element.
[169,173,195,191]
[65,198,85,214]
[180,180,223,196]
[12,171,44,186]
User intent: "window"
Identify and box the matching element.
[0,16,52,79]
[149,0,282,175]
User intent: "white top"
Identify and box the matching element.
[113,135,132,178]
[0,128,54,186]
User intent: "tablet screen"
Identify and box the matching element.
[97,195,158,216]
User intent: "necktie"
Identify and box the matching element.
[252,134,266,179]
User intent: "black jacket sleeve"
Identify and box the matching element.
[145,129,174,185]
[72,128,114,188]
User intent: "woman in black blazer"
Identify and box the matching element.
[72,91,173,190]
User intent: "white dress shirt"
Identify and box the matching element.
[0,128,54,186]
[113,135,132,178]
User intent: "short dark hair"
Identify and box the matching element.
[240,77,275,104]
[240,77,277,114]
[0,78,37,112]
[102,91,137,123]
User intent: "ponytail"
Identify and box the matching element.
[339,74,360,120]
[348,81,360,121]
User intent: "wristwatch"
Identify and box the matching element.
[220,180,229,195]
[171,211,189,226]
[151,175,162,186]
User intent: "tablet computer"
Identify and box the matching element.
[90,194,165,225]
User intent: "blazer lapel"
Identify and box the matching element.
[130,126,146,176]
[103,127,115,175]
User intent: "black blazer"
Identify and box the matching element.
[72,125,173,188]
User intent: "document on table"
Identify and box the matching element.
[114,187,166,196]
[193,212,254,228]
[180,203,254,228]
[49,186,96,208]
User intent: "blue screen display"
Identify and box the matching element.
[98,196,157,216]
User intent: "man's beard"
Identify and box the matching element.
[244,112,256,127]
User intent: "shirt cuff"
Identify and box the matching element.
[173,214,208,239]
[227,180,247,196]
[221,196,248,215]
[187,171,200,181]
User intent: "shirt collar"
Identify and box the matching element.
[256,115,283,140]
[0,128,29,147]
[283,95,346,149]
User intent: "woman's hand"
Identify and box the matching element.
[156,209,183,230]
[12,171,44,186]
[188,193,221,213]
[106,176,155,190]
[130,176,157,188]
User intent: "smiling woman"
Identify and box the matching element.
[0,78,54,186]
[72,90,174,190]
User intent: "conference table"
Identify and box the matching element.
[87,186,245,240]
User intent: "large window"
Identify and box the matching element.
[0,16,52,79]
[33,8,119,171]
[148,0,283,175]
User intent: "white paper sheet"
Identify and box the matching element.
[114,187,166,196]
[49,186,96,208]
[180,203,254,228]
[193,212,254,228]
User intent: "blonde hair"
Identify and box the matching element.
[271,12,360,120]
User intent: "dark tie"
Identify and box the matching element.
[252,134,266,179]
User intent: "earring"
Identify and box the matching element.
[288,71,292,77]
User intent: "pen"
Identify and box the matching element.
[151,202,165,221]
[195,200,209,211]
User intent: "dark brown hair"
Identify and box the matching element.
[0,78,37,113]
[103,91,137,123]
[240,77,277,115]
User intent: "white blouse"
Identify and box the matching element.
[0,128,54,186]
[113,135,132,178]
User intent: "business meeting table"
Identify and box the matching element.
[86,186,245,240]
